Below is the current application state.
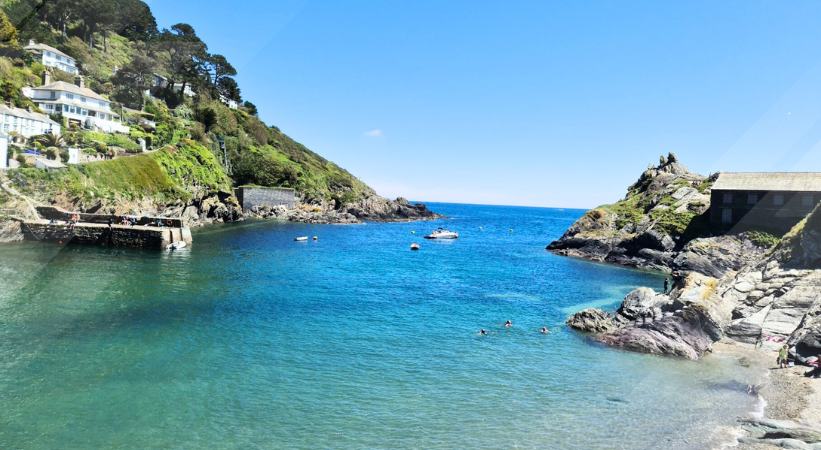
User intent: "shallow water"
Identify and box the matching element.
[0,203,760,449]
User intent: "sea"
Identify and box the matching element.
[0,202,763,449]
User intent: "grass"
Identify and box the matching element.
[746,230,781,249]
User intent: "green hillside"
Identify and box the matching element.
[0,0,376,212]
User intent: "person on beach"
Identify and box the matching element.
[540,326,549,334]
[504,320,512,328]
[778,345,789,368]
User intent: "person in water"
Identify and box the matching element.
[778,345,789,368]
[479,329,488,336]
[540,326,549,334]
[504,320,512,328]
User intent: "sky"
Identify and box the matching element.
[147,0,821,208]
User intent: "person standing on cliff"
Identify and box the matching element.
[663,278,669,293]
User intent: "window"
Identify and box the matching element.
[773,194,784,206]
[747,193,758,205]
[63,104,69,112]
[721,208,733,224]
[722,192,733,204]
[802,195,815,207]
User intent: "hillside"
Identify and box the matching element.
[0,0,435,226]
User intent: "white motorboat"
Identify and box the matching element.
[424,228,459,240]
[166,241,187,251]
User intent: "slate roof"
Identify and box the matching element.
[24,42,74,61]
[0,104,60,126]
[712,172,821,192]
[31,81,107,102]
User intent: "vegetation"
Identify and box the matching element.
[0,0,375,213]
[746,230,781,249]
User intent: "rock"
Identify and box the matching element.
[598,305,722,359]
[566,308,617,333]
[0,219,23,243]
[616,287,670,322]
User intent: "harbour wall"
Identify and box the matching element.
[21,221,191,249]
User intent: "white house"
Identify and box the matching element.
[219,94,238,109]
[24,40,79,75]
[23,74,129,134]
[0,133,8,169]
[0,103,61,138]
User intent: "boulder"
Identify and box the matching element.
[616,287,671,322]
[566,308,617,333]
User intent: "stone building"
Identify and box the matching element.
[709,172,821,233]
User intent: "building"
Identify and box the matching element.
[24,40,79,75]
[709,172,821,233]
[0,133,8,169]
[219,94,238,109]
[0,103,61,138]
[23,74,129,134]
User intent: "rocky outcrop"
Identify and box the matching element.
[566,308,617,333]
[567,205,821,361]
[547,153,719,273]
[246,195,438,224]
[672,233,769,278]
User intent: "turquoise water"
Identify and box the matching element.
[0,203,760,449]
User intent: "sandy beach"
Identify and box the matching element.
[710,340,821,449]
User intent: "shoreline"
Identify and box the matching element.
[709,340,821,449]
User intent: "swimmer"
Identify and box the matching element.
[540,326,549,334]
[479,329,488,336]
[504,320,512,328]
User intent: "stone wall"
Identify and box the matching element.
[234,186,296,211]
[21,221,189,249]
[36,206,183,228]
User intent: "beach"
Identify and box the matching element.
[710,340,821,449]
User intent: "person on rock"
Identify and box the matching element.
[663,278,669,293]
[778,345,789,369]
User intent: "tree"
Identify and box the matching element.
[34,133,64,148]
[217,77,241,102]
[0,9,18,44]
[114,0,157,40]
[112,48,156,109]
[243,101,258,116]
[156,23,209,96]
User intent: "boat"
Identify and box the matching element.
[166,241,187,251]
[424,227,459,239]
[294,236,308,242]
[410,243,420,251]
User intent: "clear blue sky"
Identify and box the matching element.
[147,0,821,208]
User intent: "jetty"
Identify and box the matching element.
[20,206,191,250]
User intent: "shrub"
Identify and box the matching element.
[44,146,58,160]
[747,230,781,248]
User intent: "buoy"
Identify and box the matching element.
[410,243,420,251]
[411,230,416,234]
[312,236,318,241]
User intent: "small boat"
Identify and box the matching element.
[294,236,308,242]
[166,241,187,251]
[424,227,459,240]
[410,243,420,251]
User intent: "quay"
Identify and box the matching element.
[20,206,191,250]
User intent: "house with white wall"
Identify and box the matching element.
[23,74,129,134]
[24,40,79,75]
[0,103,61,138]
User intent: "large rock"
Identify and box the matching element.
[566,308,617,333]
[673,233,769,278]
[615,287,670,322]
[598,305,722,359]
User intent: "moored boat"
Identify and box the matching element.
[424,228,459,239]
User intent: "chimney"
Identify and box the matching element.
[75,76,85,89]
[43,71,50,85]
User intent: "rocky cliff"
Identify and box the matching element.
[566,205,821,361]
[547,153,771,277]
